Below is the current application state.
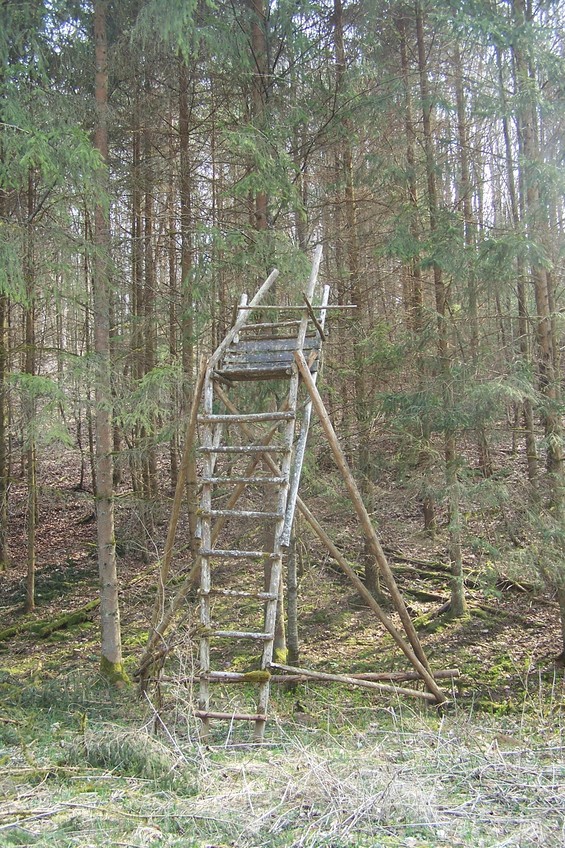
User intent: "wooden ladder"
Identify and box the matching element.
[195,248,328,742]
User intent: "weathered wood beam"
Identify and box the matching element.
[294,350,447,705]
[270,662,436,701]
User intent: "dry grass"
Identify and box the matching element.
[179,708,565,848]
[1,671,564,848]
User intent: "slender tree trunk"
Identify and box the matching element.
[179,57,194,396]
[83,215,97,494]
[497,46,538,485]
[24,170,36,612]
[513,0,563,510]
[139,88,156,559]
[178,56,199,554]
[454,42,492,478]
[93,0,126,682]
[334,0,380,597]
[416,2,466,617]
[168,156,179,490]
[0,173,9,571]
[129,95,142,497]
[556,586,565,665]
[249,0,269,231]
[398,12,435,534]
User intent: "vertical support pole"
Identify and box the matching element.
[281,281,330,546]
[255,246,323,741]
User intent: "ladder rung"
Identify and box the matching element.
[210,630,272,640]
[214,368,295,383]
[237,305,327,311]
[202,476,286,485]
[198,444,288,454]
[201,671,269,682]
[199,548,275,560]
[200,589,278,601]
[198,411,295,423]
[201,671,261,682]
[194,710,267,722]
[203,508,282,520]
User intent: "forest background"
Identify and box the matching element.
[3,0,565,662]
[2,1,565,846]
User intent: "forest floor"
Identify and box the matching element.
[1,445,564,846]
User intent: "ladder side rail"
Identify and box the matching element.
[199,280,241,738]
[261,248,323,640]
[195,424,222,543]
[254,388,298,738]
[198,410,214,737]
[281,282,330,546]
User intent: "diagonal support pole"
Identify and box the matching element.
[294,349,446,704]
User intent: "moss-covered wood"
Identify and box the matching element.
[0,599,100,642]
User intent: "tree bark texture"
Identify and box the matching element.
[93,0,125,680]
[416,2,466,617]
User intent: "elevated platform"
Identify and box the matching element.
[215,332,321,381]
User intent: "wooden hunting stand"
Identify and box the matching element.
[136,248,450,741]
[138,247,449,742]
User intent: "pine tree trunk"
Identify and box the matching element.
[179,57,194,395]
[93,0,126,683]
[334,0,378,594]
[0,176,9,571]
[249,0,269,231]
[168,164,179,490]
[24,171,36,612]
[83,230,97,495]
[397,12,435,534]
[556,585,565,664]
[416,2,466,617]
[140,91,157,559]
[131,92,143,496]
[497,46,538,485]
[513,0,564,511]
[454,42,492,478]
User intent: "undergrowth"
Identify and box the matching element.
[1,669,564,848]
